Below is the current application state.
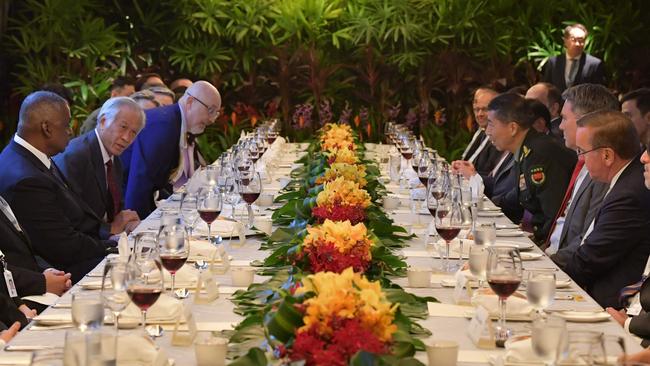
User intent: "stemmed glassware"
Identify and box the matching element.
[526,269,556,316]
[180,193,199,240]
[238,172,262,229]
[101,257,130,335]
[158,220,190,298]
[486,245,523,347]
[126,235,164,336]
[434,195,462,272]
[468,244,488,288]
[197,184,223,246]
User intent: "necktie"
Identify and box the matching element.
[49,160,68,189]
[619,275,648,307]
[567,58,579,87]
[105,160,120,222]
[543,159,585,246]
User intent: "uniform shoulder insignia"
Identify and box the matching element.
[530,165,545,186]
[522,145,531,158]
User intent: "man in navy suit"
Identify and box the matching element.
[55,97,143,237]
[542,23,606,92]
[0,91,117,282]
[562,110,650,309]
[121,81,221,218]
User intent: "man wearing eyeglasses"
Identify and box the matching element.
[121,80,222,218]
[542,23,605,92]
[561,110,650,309]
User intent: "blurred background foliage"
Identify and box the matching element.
[1,0,649,160]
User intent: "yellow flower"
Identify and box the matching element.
[315,163,367,188]
[303,219,373,257]
[327,147,359,164]
[320,124,355,152]
[316,177,370,208]
[296,268,397,342]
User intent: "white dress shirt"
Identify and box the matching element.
[13,134,50,169]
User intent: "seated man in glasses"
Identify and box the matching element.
[120,80,222,218]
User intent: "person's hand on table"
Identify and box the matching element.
[124,219,140,234]
[110,210,140,234]
[451,160,476,180]
[624,347,650,363]
[606,307,628,327]
[44,269,72,296]
[0,322,21,344]
[18,304,36,319]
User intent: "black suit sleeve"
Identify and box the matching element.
[592,60,606,85]
[542,58,554,83]
[0,293,27,329]
[9,177,109,268]
[629,312,650,339]
[563,192,647,289]
[6,264,45,297]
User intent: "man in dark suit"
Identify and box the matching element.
[562,110,650,309]
[486,93,576,243]
[55,97,143,236]
[121,81,221,218]
[0,91,117,283]
[526,83,564,141]
[542,23,606,92]
[455,87,502,178]
[546,84,619,267]
[621,88,650,144]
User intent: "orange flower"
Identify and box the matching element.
[354,115,361,128]
[231,112,238,126]
[251,115,258,127]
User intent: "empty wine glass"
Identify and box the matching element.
[158,220,190,298]
[486,245,523,347]
[526,269,556,315]
[125,247,164,336]
[197,184,223,245]
[180,193,199,240]
[532,315,566,366]
[238,172,262,229]
[435,195,462,273]
[101,257,130,335]
[468,244,488,288]
[71,291,104,332]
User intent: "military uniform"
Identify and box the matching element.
[514,130,577,244]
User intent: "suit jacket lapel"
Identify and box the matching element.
[88,133,110,209]
[494,154,514,182]
[575,53,587,84]
[558,174,592,244]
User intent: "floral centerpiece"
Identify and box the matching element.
[296,219,373,273]
[320,123,356,152]
[326,146,359,165]
[311,177,370,224]
[315,162,367,188]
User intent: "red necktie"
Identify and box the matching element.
[105,160,120,222]
[544,159,585,246]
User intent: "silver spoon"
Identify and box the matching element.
[194,260,208,271]
[145,324,164,338]
[174,288,190,299]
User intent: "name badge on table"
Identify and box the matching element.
[453,271,473,305]
[467,305,496,349]
[194,271,220,304]
[171,304,198,346]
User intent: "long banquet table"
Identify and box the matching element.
[0,141,642,365]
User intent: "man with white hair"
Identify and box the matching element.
[121,80,221,217]
[55,97,144,236]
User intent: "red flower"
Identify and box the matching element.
[299,242,370,274]
[311,205,366,225]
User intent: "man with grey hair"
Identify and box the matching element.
[55,97,144,236]
[547,84,619,267]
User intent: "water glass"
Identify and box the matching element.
[71,292,104,332]
[473,222,496,246]
[526,269,556,314]
[557,330,604,365]
[532,316,566,366]
[468,244,488,287]
[101,258,130,334]
[64,329,116,366]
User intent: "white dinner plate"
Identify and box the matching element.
[477,211,505,218]
[520,252,543,261]
[554,311,610,323]
[496,223,519,230]
[496,230,526,237]
[495,240,534,250]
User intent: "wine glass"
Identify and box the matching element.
[468,244,488,288]
[101,257,130,335]
[591,335,626,365]
[238,172,262,229]
[486,245,523,347]
[418,151,432,188]
[125,247,164,336]
[71,291,104,332]
[181,193,199,240]
[224,175,240,220]
[557,331,604,365]
[435,195,462,273]
[453,185,473,270]
[158,220,190,298]
[197,184,223,245]
[526,269,556,315]
[532,316,566,366]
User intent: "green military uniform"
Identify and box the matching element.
[514,129,577,244]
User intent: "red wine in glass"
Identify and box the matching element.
[160,254,188,274]
[237,165,250,172]
[198,209,221,224]
[488,277,521,298]
[402,151,413,160]
[267,136,277,144]
[432,191,445,200]
[436,209,449,219]
[437,226,461,242]
[127,288,162,310]
[240,177,251,186]
[412,163,419,172]
[419,176,429,186]
[241,192,260,204]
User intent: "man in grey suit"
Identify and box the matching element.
[55,97,144,237]
[547,84,619,267]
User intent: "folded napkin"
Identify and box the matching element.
[121,294,183,324]
[189,239,218,261]
[193,219,241,237]
[503,336,544,364]
[64,334,170,366]
[118,232,130,260]
[471,290,533,317]
[22,292,60,306]
[163,263,199,288]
